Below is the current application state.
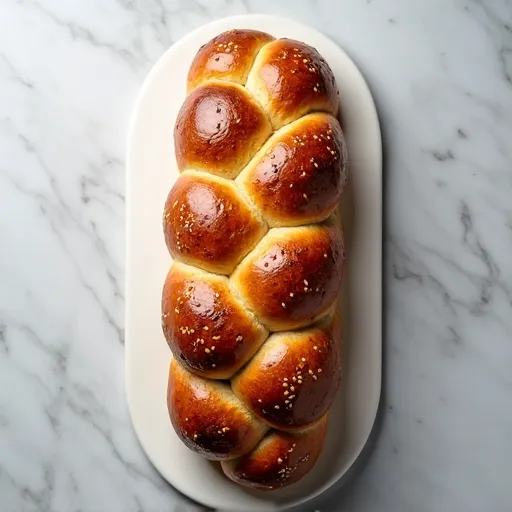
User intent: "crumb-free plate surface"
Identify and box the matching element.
[126,14,382,512]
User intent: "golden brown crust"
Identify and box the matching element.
[237,113,348,226]
[230,223,346,331]
[187,29,275,92]
[163,171,268,275]
[164,30,346,489]
[167,359,268,460]
[246,39,339,129]
[221,416,327,490]
[174,81,272,179]
[231,317,342,430]
[162,263,269,379]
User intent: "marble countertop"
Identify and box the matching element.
[1,1,511,511]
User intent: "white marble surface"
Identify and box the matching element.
[0,1,511,511]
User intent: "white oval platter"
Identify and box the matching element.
[126,13,382,512]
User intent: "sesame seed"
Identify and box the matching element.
[278,457,283,463]
[282,302,286,308]
[283,382,288,387]
[284,390,289,396]
[190,328,195,333]
[301,172,306,176]
[318,368,322,373]
[309,369,314,375]
[289,394,296,399]
[313,375,318,380]
[304,280,308,285]
[313,345,318,350]
[215,293,219,298]
[275,405,280,410]
[212,335,220,340]
[303,59,308,63]
[173,200,178,208]
[185,417,189,422]
[314,162,319,168]
[203,326,209,331]
[301,357,306,362]
[303,193,308,199]
[258,399,262,403]
[174,308,179,314]
[313,87,318,92]
[285,399,290,404]
[211,346,215,350]
[290,386,295,392]
[284,378,288,381]
[212,364,216,368]
[298,379,303,384]
[193,434,198,440]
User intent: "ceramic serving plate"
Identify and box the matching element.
[126,14,382,512]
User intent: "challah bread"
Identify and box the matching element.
[221,415,327,490]
[163,171,268,275]
[237,112,348,227]
[174,81,272,180]
[245,39,339,129]
[168,358,268,460]
[162,28,348,490]
[230,222,344,332]
[162,262,268,379]
[231,314,342,431]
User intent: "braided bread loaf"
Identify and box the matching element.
[162,29,348,491]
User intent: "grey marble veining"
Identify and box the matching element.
[0,1,511,511]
